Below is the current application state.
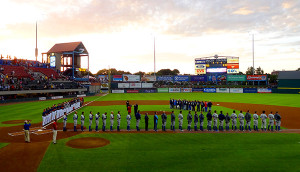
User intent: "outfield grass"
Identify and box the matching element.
[1,93,298,128]
[0,143,8,149]
[38,133,300,172]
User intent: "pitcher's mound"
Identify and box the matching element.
[66,137,110,149]
[2,120,28,124]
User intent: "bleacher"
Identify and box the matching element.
[30,67,60,79]
[0,65,32,78]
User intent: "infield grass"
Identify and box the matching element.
[38,133,300,172]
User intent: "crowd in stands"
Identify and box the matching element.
[0,58,83,91]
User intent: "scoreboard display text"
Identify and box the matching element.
[195,57,239,74]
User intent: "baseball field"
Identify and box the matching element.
[1,93,300,172]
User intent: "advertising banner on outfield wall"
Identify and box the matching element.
[129,83,142,88]
[169,88,181,93]
[216,88,230,93]
[142,83,153,88]
[174,75,190,82]
[227,57,239,63]
[257,88,272,93]
[51,96,63,99]
[207,74,227,82]
[113,75,123,81]
[118,83,130,88]
[227,69,239,74]
[157,88,169,93]
[247,75,267,81]
[156,76,174,81]
[39,97,46,101]
[141,75,156,82]
[204,88,216,93]
[192,88,204,92]
[190,75,207,82]
[123,75,140,82]
[227,75,246,81]
[227,64,239,69]
[143,89,157,93]
[126,90,139,93]
[181,88,192,93]
[112,90,125,93]
[230,88,243,93]
[98,75,109,83]
[243,88,257,93]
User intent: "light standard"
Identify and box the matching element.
[153,36,156,76]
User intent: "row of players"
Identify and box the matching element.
[62,110,282,132]
[170,99,213,112]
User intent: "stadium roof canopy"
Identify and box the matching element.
[47,41,88,54]
[278,71,300,79]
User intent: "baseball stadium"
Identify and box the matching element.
[1,1,300,172]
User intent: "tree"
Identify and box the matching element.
[296,68,300,71]
[269,74,278,84]
[255,66,264,74]
[246,66,264,75]
[133,71,145,76]
[246,66,254,75]
[156,69,180,76]
[96,68,131,75]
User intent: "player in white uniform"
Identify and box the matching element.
[95,112,100,131]
[252,111,259,131]
[89,111,93,131]
[212,110,218,132]
[73,111,78,131]
[260,111,268,131]
[126,113,131,131]
[231,111,237,131]
[110,111,114,131]
[63,112,67,131]
[238,111,244,131]
[102,112,107,131]
[80,112,85,131]
[268,111,275,131]
[117,111,121,131]
[178,111,183,131]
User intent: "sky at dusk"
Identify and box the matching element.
[0,0,300,74]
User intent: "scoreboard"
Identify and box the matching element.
[195,56,239,74]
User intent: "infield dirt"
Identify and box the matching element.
[66,137,110,149]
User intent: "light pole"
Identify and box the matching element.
[35,21,38,61]
[153,36,156,76]
[252,34,254,75]
[252,33,255,86]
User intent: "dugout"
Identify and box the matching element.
[42,41,89,79]
[275,71,300,94]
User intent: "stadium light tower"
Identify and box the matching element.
[35,21,38,61]
[252,33,254,75]
[154,36,156,76]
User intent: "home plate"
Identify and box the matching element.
[38,129,43,131]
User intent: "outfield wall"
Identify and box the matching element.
[111,88,277,94]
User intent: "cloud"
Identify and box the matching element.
[233,7,254,15]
